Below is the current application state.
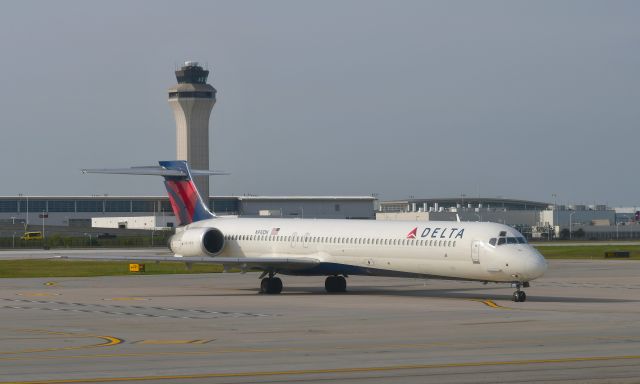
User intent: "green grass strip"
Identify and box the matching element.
[535,245,640,260]
[0,259,224,278]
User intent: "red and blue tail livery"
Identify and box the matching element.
[159,161,215,226]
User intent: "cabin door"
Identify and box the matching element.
[471,241,481,264]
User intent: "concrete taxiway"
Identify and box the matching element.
[0,259,639,383]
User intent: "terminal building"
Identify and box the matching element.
[0,195,377,229]
[378,198,640,240]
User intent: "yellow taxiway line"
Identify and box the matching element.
[470,298,510,309]
[2,354,640,384]
[0,330,122,355]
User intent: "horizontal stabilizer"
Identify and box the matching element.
[82,166,229,177]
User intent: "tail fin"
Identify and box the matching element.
[83,160,226,226]
[159,161,215,225]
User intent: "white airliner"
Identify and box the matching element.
[81,160,547,302]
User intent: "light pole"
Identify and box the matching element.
[84,233,92,247]
[569,211,576,240]
[12,232,16,248]
[616,222,622,240]
[41,211,45,239]
[552,193,557,229]
[18,194,29,227]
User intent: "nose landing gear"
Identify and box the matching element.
[512,282,527,302]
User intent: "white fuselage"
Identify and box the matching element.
[184,217,547,283]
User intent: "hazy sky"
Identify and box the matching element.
[1,1,638,206]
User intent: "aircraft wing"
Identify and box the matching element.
[54,254,320,272]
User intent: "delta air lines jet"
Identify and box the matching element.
[81,161,547,302]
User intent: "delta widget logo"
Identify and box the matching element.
[406,227,417,239]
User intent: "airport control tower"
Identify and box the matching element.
[168,61,216,200]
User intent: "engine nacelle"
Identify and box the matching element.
[168,227,225,257]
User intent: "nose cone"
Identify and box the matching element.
[524,250,548,280]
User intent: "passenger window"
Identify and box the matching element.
[507,237,517,244]
[497,238,506,245]
[448,241,451,247]
[489,238,496,246]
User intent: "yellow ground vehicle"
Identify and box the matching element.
[21,231,43,240]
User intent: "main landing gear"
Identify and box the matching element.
[260,272,283,294]
[325,275,347,293]
[258,273,348,294]
[512,281,530,302]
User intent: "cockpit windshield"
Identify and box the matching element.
[489,235,528,246]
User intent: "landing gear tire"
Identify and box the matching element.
[325,276,347,293]
[512,290,526,302]
[260,277,283,294]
